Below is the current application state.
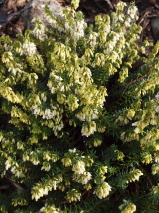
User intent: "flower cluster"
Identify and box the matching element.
[115,109,135,126]
[114,150,125,161]
[127,4,138,19]
[65,189,81,202]
[81,121,97,137]
[74,172,92,185]
[141,152,152,164]
[31,104,64,136]
[22,40,37,56]
[155,92,159,112]
[5,157,25,178]
[153,183,159,194]
[61,157,72,167]
[65,18,86,42]
[2,51,23,76]
[39,205,60,213]
[92,138,102,147]
[125,169,143,183]
[119,200,136,213]
[152,163,159,175]
[32,18,48,41]
[154,152,159,162]
[94,182,111,199]
[72,160,85,174]
[71,0,80,10]
[32,175,63,201]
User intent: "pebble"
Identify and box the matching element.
[151,17,159,41]
[22,0,63,29]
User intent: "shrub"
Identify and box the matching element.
[0,0,159,212]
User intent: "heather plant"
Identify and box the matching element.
[0,0,159,212]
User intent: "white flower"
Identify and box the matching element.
[33,108,40,115]
[131,122,137,126]
[5,158,12,170]
[43,187,49,195]
[75,172,92,184]
[155,93,159,100]
[94,182,111,199]
[126,169,143,183]
[32,19,48,41]
[154,153,159,162]
[66,189,81,202]
[81,121,96,137]
[153,183,159,194]
[113,33,120,42]
[127,5,138,19]
[72,160,85,174]
[32,105,38,110]
[22,41,37,56]
[45,14,57,27]
[155,106,159,113]
[124,18,131,28]
[116,1,126,7]
[68,19,86,41]
[42,108,58,120]
[119,202,136,213]
[89,32,98,48]
[118,14,124,22]
[69,148,76,153]
[134,127,140,134]
[152,164,159,175]
[3,43,13,51]
[8,67,22,75]
[61,157,72,167]
[39,204,60,213]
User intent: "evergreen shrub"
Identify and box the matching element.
[0,0,159,212]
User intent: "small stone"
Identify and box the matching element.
[22,0,63,29]
[151,17,159,41]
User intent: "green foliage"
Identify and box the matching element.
[0,0,159,212]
